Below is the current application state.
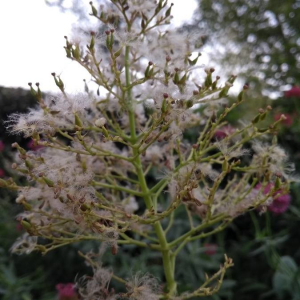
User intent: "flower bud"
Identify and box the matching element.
[22,201,32,211]
[21,220,32,230]
[280,114,287,121]
[28,82,37,97]
[114,47,123,58]
[42,177,55,187]
[89,34,95,51]
[165,3,174,17]
[12,143,26,155]
[188,52,201,66]
[36,245,47,253]
[251,114,260,124]
[25,160,33,170]
[237,89,245,102]
[74,113,83,127]
[204,68,213,87]
[89,1,98,16]
[222,159,229,172]
[275,176,281,189]
[72,45,81,60]
[80,203,91,211]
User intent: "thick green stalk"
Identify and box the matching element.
[124,43,177,297]
[125,45,136,141]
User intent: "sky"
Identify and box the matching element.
[0,0,200,93]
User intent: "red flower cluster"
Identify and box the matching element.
[56,283,77,300]
[284,86,300,98]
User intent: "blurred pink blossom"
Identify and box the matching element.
[56,283,77,300]
[0,169,4,177]
[204,243,217,256]
[16,222,23,232]
[258,183,291,215]
[284,86,300,98]
[214,125,235,140]
[27,139,44,151]
[268,192,291,215]
[274,113,294,126]
[0,141,4,152]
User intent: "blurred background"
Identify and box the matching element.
[1,1,300,299]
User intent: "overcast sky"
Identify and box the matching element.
[0,0,199,93]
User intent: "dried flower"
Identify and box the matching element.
[126,273,161,300]
[10,233,38,255]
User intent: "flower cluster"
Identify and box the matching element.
[1,1,294,299]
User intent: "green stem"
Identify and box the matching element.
[169,215,225,248]
[92,181,144,197]
[250,211,261,239]
[125,40,177,297]
[125,45,136,142]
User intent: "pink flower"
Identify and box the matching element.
[204,243,217,256]
[257,183,291,215]
[274,113,294,127]
[0,169,5,178]
[214,125,235,140]
[284,86,300,98]
[27,139,44,151]
[16,222,23,232]
[268,192,291,214]
[56,283,77,299]
[0,141,4,152]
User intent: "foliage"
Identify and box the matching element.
[197,0,300,93]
